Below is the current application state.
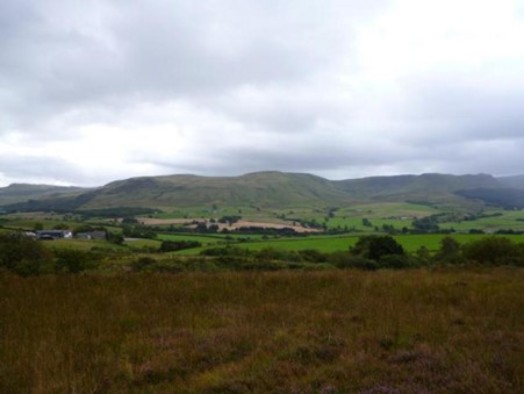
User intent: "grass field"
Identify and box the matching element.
[3,207,524,259]
[171,233,524,256]
[441,210,524,232]
[1,269,523,393]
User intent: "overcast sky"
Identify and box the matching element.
[1,0,523,186]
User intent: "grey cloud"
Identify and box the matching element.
[0,155,82,184]
[1,0,524,185]
[394,71,524,147]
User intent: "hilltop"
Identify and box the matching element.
[1,171,523,212]
[0,183,88,207]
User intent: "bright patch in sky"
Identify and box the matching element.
[1,0,523,186]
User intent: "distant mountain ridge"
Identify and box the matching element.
[498,175,524,189]
[335,173,499,199]
[1,171,523,212]
[0,183,88,207]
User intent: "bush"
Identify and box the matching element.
[327,252,378,270]
[131,257,158,272]
[159,240,201,252]
[351,235,404,261]
[434,236,464,264]
[54,249,100,273]
[255,248,303,263]
[298,249,327,263]
[463,237,524,266]
[378,254,415,269]
[0,233,53,276]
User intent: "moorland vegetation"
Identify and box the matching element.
[2,172,524,392]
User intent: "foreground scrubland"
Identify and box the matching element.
[1,269,523,393]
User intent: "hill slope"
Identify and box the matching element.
[80,171,350,209]
[2,172,521,212]
[334,173,501,205]
[498,175,524,189]
[0,184,88,207]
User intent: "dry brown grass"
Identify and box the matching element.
[1,268,523,393]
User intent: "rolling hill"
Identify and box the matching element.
[1,171,523,212]
[334,173,501,206]
[498,175,524,189]
[0,184,88,207]
[74,172,350,209]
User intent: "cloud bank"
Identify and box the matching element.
[1,0,523,186]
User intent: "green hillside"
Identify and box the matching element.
[75,171,351,209]
[499,175,524,189]
[2,171,523,213]
[0,184,88,207]
[334,173,501,208]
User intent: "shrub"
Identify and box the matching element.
[131,257,158,272]
[463,237,524,266]
[327,252,378,270]
[435,236,464,265]
[54,249,100,273]
[351,235,404,261]
[0,233,54,276]
[378,254,415,269]
[298,249,327,263]
[159,240,201,252]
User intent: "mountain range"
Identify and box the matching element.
[1,171,524,212]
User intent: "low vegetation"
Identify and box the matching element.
[1,198,524,392]
[1,269,523,393]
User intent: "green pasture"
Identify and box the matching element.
[158,233,262,243]
[337,202,438,218]
[149,206,263,220]
[124,238,162,250]
[440,209,524,232]
[324,216,411,231]
[176,233,524,255]
[0,212,122,233]
[34,231,524,257]
[42,239,124,252]
[146,203,438,231]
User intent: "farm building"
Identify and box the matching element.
[75,231,107,240]
[36,230,73,240]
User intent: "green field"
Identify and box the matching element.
[167,233,524,256]
[3,205,524,260]
[441,210,524,232]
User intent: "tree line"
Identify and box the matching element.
[2,232,524,276]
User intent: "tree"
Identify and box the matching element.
[362,218,372,227]
[415,245,431,264]
[0,233,53,276]
[55,249,99,273]
[159,240,201,252]
[463,236,524,266]
[107,231,124,245]
[351,235,404,261]
[412,216,440,232]
[440,236,461,256]
[435,236,463,264]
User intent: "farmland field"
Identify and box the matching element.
[3,206,524,258]
[1,269,523,393]
[171,233,524,255]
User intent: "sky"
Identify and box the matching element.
[1,0,524,187]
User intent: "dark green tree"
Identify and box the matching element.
[351,235,404,261]
[463,236,524,266]
[0,233,53,276]
[412,216,440,232]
